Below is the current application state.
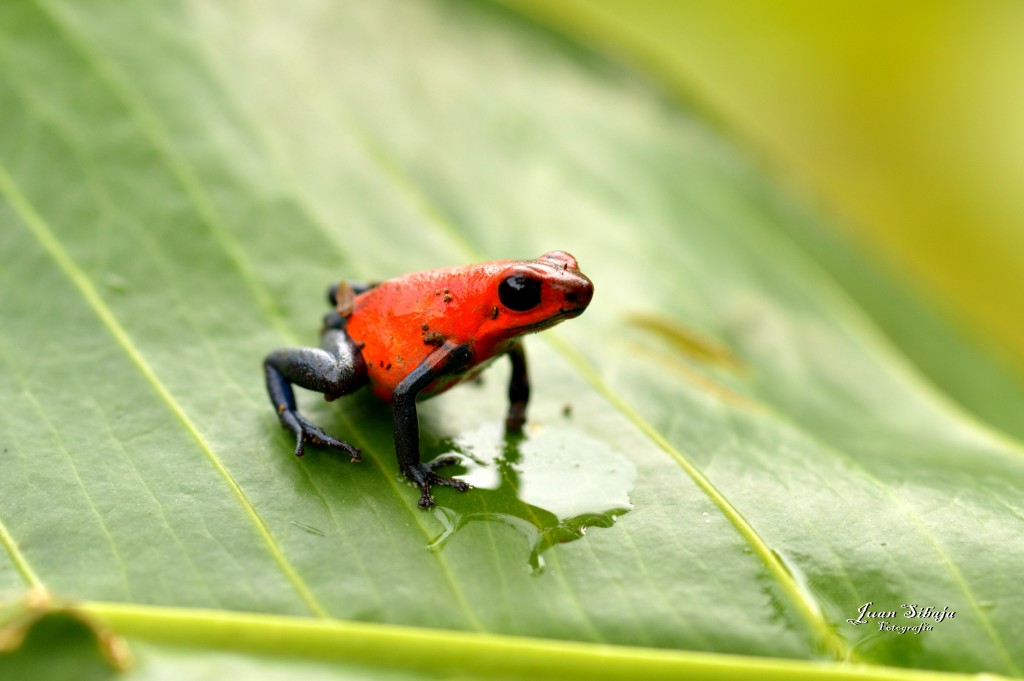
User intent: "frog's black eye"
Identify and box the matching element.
[498,275,541,311]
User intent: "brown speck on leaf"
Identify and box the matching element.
[443,293,453,303]
[434,289,442,296]
[379,360,384,367]
[423,330,445,346]
[489,306,499,320]
[385,363,392,371]
[421,323,429,331]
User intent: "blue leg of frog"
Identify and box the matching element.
[391,343,475,507]
[392,341,531,507]
[263,312,367,460]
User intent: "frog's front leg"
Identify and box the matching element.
[393,344,473,508]
[505,341,529,432]
[264,326,367,460]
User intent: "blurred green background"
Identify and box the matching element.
[513,0,1024,380]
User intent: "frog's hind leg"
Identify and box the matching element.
[264,327,367,460]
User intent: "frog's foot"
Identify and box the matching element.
[505,403,527,433]
[279,409,362,462]
[401,457,470,508]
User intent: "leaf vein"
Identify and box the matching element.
[0,160,328,619]
[749,403,1022,675]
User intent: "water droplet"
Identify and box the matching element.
[426,422,635,574]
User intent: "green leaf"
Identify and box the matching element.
[1,0,1022,679]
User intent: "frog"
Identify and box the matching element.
[263,250,594,507]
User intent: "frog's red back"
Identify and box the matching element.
[343,252,593,401]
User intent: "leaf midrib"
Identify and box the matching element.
[79,600,1000,681]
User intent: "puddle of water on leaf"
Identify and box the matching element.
[426,422,636,574]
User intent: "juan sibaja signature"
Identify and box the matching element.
[847,601,956,634]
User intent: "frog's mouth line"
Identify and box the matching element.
[508,306,588,334]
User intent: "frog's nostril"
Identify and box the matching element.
[563,276,594,311]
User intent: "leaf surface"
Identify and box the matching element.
[0,0,1022,678]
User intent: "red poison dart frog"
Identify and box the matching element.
[263,251,594,507]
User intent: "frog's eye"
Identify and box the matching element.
[498,275,541,311]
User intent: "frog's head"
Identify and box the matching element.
[485,251,594,338]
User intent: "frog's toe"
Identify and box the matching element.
[428,472,470,492]
[417,472,470,507]
[320,436,361,462]
[283,411,361,461]
[424,455,460,471]
[424,457,470,492]
[416,480,469,507]
[305,426,361,461]
[279,410,309,457]
[402,461,470,508]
